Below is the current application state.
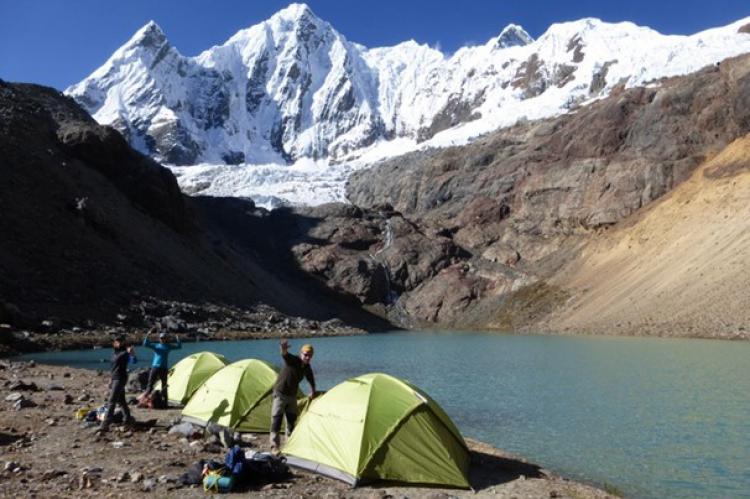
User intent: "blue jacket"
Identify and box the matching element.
[143,337,181,368]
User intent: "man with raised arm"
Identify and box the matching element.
[270,339,316,454]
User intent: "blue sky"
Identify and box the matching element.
[1,0,749,90]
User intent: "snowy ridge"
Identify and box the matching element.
[66,4,750,206]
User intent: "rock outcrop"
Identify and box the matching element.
[0,80,388,339]
[339,54,750,334]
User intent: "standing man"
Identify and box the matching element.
[270,339,316,453]
[99,335,137,432]
[143,327,181,404]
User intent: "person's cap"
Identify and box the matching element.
[301,344,314,355]
[159,332,167,339]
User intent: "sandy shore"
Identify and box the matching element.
[0,360,614,498]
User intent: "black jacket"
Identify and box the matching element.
[110,349,136,380]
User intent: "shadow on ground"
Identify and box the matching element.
[469,449,543,490]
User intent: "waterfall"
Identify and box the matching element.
[370,216,398,305]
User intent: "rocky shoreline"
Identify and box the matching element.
[0,296,369,357]
[0,360,614,498]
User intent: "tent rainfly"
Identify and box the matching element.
[181,359,301,432]
[155,351,228,406]
[282,372,471,488]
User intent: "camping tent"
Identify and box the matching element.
[181,358,301,432]
[283,372,470,488]
[155,351,228,406]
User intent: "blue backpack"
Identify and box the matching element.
[224,446,246,478]
[202,447,245,493]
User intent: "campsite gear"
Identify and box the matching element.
[225,446,246,480]
[75,406,94,421]
[137,390,166,409]
[146,367,169,402]
[96,404,124,424]
[245,451,290,484]
[203,470,234,493]
[154,351,228,406]
[180,460,207,486]
[283,372,471,488]
[181,359,303,432]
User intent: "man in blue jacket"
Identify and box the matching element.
[143,327,181,404]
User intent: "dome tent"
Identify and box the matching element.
[283,373,470,488]
[155,351,228,406]
[181,359,302,432]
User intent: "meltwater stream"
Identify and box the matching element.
[17,331,750,498]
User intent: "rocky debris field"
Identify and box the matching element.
[0,296,364,356]
[0,361,613,498]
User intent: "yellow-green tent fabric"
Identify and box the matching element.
[283,372,470,488]
[181,359,301,432]
[155,351,228,405]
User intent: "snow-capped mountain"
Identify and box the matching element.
[66,4,750,205]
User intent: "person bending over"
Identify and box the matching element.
[143,327,181,403]
[270,339,316,453]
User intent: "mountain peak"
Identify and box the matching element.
[496,24,533,48]
[277,3,313,18]
[124,20,169,51]
[271,3,321,25]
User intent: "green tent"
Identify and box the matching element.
[155,351,228,406]
[181,359,301,432]
[283,372,470,488]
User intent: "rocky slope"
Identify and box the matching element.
[541,135,750,339]
[0,80,388,351]
[66,3,750,170]
[334,53,750,336]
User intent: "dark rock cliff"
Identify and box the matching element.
[0,81,388,335]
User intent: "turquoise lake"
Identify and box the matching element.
[17,331,750,498]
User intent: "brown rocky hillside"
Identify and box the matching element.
[542,135,750,339]
[340,53,750,337]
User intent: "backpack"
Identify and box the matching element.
[199,460,231,492]
[224,446,246,478]
[245,452,290,484]
[203,472,234,493]
[151,390,166,409]
[137,390,166,409]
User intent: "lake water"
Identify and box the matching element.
[16,331,750,498]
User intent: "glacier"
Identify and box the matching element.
[66,3,750,208]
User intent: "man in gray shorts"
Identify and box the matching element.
[270,339,316,453]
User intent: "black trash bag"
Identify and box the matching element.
[245,452,290,484]
[180,460,207,486]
